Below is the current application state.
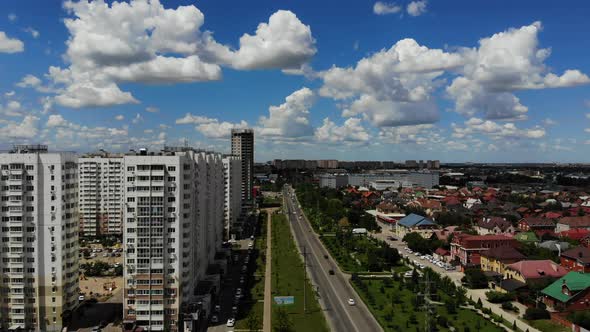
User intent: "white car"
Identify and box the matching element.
[78,295,85,301]
[347,298,356,306]
[226,318,235,327]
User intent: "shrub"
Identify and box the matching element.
[523,307,550,320]
[486,291,515,303]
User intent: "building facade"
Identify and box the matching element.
[78,155,124,236]
[122,148,225,331]
[231,129,254,202]
[222,155,242,239]
[0,145,79,332]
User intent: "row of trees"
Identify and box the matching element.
[80,261,122,277]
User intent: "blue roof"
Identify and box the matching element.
[398,213,436,228]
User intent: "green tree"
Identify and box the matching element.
[246,311,260,332]
[273,308,293,332]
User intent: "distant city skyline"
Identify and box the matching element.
[0,0,589,162]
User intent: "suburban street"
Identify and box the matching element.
[370,224,541,332]
[284,186,383,332]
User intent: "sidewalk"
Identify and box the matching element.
[263,210,273,332]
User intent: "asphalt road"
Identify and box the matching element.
[284,186,383,332]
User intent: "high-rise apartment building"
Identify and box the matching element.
[222,155,242,239]
[231,129,254,202]
[122,148,225,332]
[0,145,79,332]
[78,155,124,236]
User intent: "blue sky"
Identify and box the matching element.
[0,0,589,162]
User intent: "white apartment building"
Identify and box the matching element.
[0,145,79,332]
[222,155,242,239]
[78,155,124,236]
[123,148,225,332]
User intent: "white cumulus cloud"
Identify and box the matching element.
[407,1,428,16]
[0,31,24,53]
[258,87,315,137]
[373,2,402,15]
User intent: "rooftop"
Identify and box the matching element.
[542,272,590,303]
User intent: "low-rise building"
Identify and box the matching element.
[480,246,525,275]
[517,217,555,234]
[394,213,437,239]
[556,216,590,233]
[474,217,515,235]
[450,234,517,270]
[542,272,590,312]
[560,246,590,273]
[504,260,567,286]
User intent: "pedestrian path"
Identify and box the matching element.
[263,210,273,332]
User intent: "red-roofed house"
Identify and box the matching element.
[517,218,556,236]
[434,248,451,263]
[560,247,590,273]
[556,216,590,233]
[504,260,568,285]
[450,234,518,270]
[544,211,562,219]
[559,229,590,241]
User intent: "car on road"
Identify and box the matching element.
[250,235,255,240]
[328,269,335,275]
[323,254,328,259]
[347,298,356,306]
[91,327,102,332]
[78,295,85,301]
[211,315,219,323]
[226,318,235,327]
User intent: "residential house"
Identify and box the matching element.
[394,213,438,239]
[558,228,590,241]
[464,198,482,209]
[406,198,443,217]
[431,226,459,242]
[560,247,590,273]
[450,234,518,270]
[542,272,590,312]
[474,217,516,235]
[517,217,556,236]
[433,248,451,263]
[556,216,590,233]
[504,260,568,286]
[581,235,590,248]
[480,246,526,275]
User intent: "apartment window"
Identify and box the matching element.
[127,166,135,172]
[167,166,176,172]
[127,197,135,202]
[167,197,175,202]
[25,165,33,171]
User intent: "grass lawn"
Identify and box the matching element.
[271,214,329,332]
[526,319,569,332]
[351,277,504,332]
[236,211,268,330]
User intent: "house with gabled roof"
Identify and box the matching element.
[560,246,590,273]
[394,213,437,239]
[504,260,567,286]
[556,216,590,233]
[542,272,590,312]
[518,217,555,233]
[480,246,525,275]
[474,216,515,235]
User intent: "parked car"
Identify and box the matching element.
[329,269,335,275]
[347,298,356,306]
[226,318,235,327]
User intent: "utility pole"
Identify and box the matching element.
[419,272,434,332]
